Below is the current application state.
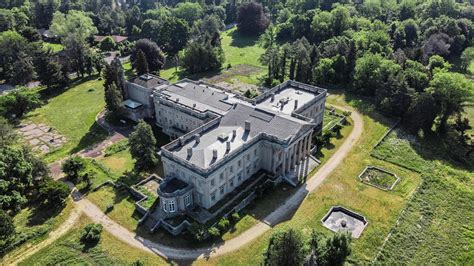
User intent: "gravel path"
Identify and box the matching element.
[12,105,363,262]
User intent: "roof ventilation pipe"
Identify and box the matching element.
[232,129,237,139]
[270,93,275,102]
[244,120,251,132]
[294,100,299,110]
[194,134,200,144]
[226,141,231,153]
[187,147,193,158]
[212,149,218,159]
[178,137,184,146]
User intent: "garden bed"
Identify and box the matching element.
[358,166,400,191]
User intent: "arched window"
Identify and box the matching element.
[169,201,176,212]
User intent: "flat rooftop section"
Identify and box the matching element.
[123,99,142,109]
[321,206,368,238]
[170,103,312,169]
[160,81,235,115]
[159,178,188,194]
[256,85,320,115]
[129,74,169,89]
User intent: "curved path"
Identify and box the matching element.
[77,105,364,260]
[11,105,363,263]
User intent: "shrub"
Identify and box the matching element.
[0,210,15,248]
[62,156,85,183]
[81,223,103,243]
[217,218,230,231]
[188,222,207,242]
[38,178,70,209]
[104,139,128,156]
[207,226,220,238]
[231,212,240,222]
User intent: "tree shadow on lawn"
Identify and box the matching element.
[27,202,66,227]
[70,122,109,155]
[230,30,259,47]
[38,75,100,102]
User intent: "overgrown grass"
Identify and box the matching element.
[2,200,74,260]
[24,78,108,162]
[374,137,473,264]
[360,167,398,190]
[104,139,128,156]
[18,215,168,265]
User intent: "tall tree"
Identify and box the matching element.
[135,49,149,76]
[130,39,165,73]
[263,229,305,266]
[237,2,270,36]
[104,83,126,119]
[129,120,158,171]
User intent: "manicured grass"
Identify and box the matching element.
[373,135,473,264]
[19,215,168,265]
[24,77,108,162]
[201,93,422,265]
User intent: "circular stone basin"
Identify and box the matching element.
[321,206,368,238]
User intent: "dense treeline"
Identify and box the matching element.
[255,0,473,137]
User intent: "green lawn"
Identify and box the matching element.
[99,149,134,176]
[19,215,168,265]
[24,78,108,162]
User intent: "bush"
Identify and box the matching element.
[231,212,240,222]
[104,139,128,156]
[62,156,86,183]
[207,226,220,238]
[0,210,15,248]
[188,222,207,242]
[217,217,230,231]
[81,223,103,243]
[38,178,70,209]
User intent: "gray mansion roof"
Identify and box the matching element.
[166,103,314,169]
[158,81,234,115]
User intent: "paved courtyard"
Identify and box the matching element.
[17,123,66,154]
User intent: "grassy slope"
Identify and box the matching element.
[19,215,168,265]
[25,78,108,162]
[372,130,473,264]
[194,92,421,265]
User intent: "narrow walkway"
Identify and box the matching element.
[13,105,363,262]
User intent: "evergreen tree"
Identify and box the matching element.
[135,49,149,75]
[263,229,305,266]
[129,120,158,171]
[104,83,126,119]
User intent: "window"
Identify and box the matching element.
[220,185,225,195]
[184,194,192,206]
[230,178,234,187]
[238,173,242,181]
[254,149,257,156]
[229,165,233,173]
[169,201,175,212]
[220,172,224,180]
[162,200,167,212]
[211,192,216,201]
[211,178,215,186]
[238,160,241,167]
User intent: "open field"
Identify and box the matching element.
[373,130,473,264]
[18,215,168,265]
[24,78,108,162]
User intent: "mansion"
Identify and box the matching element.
[123,74,327,233]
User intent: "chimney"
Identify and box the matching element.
[187,147,193,158]
[294,100,298,110]
[226,141,231,152]
[212,149,218,159]
[232,129,237,139]
[270,93,275,102]
[193,103,196,109]
[194,133,200,144]
[178,137,184,146]
[244,120,251,132]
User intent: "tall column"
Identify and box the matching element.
[306,134,312,154]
